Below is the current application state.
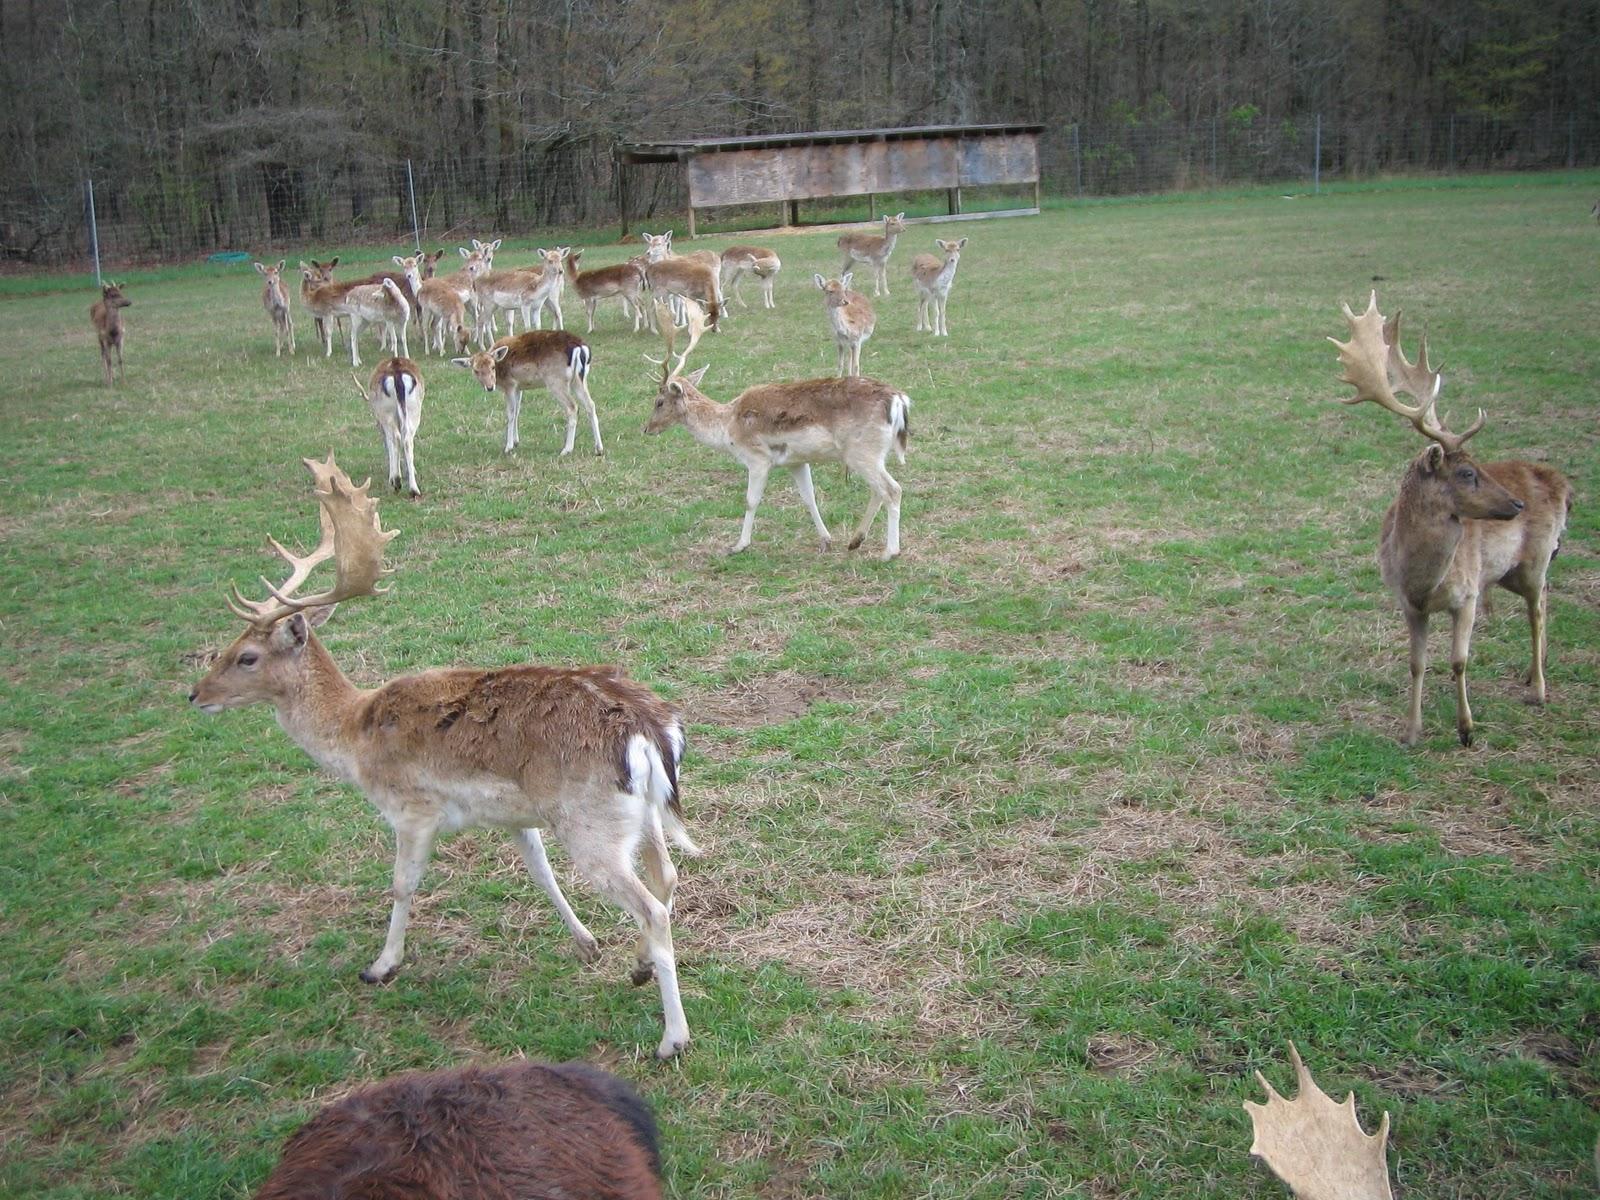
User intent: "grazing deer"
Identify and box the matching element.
[89,281,131,386]
[1330,292,1572,746]
[566,250,648,333]
[720,245,781,309]
[814,272,875,377]
[254,260,295,356]
[837,212,906,296]
[339,278,411,367]
[452,330,601,457]
[910,237,966,337]
[188,457,697,1059]
[1244,1043,1393,1200]
[643,309,909,559]
[252,1060,664,1200]
[350,357,423,497]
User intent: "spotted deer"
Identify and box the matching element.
[452,330,601,456]
[641,231,723,329]
[910,237,966,337]
[720,245,782,309]
[837,212,906,296]
[1330,292,1572,746]
[188,457,698,1059]
[471,250,564,346]
[566,250,648,333]
[350,357,423,497]
[339,277,411,367]
[814,272,875,377]
[90,281,131,386]
[254,260,295,355]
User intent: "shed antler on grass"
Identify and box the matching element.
[1244,1043,1394,1200]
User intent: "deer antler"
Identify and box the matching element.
[226,454,399,629]
[643,298,705,383]
[1244,1043,1394,1200]
[1330,291,1485,453]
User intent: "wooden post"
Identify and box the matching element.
[786,198,799,226]
[687,204,697,238]
[947,186,962,214]
[868,192,877,219]
[618,158,630,239]
[1033,177,1042,212]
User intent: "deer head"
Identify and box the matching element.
[884,212,907,236]
[99,281,131,309]
[642,298,708,434]
[422,249,444,278]
[1244,1043,1394,1200]
[254,260,287,284]
[450,344,511,392]
[814,273,855,307]
[641,231,673,262]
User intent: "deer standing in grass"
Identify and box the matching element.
[720,246,782,309]
[351,357,423,497]
[254,261,295,356]
[415,246,489,355]
[643,301,909,559]
[566,250,649,333]
[188,457,698,1059]
[299,259,356,357]
[452,330,601,456]
[1330,292,1571,746]
[815,273,875,377]
[641,231,723,330]
[90,281,131,386]
[471,250,564,346]
[910,237,966,337]
[339,277,411,367]
[837,212,906,296]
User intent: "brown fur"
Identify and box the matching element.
[90,282,131,386]
[566,252,648,332]
[300,260,362,357]
[837,212,906,296]
[255,261,295,355]
[720,245,781,308]
[252,1060,663,1200]
[815,274,875,376]
[451,331,600,456]
[644,257,722,331]
[351,269,422,319]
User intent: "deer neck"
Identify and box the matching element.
[1384,468,1470,609]
[271,634,368,782]
[681,391,737,452]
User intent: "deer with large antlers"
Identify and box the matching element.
[1245,1043,1394,1200]
[188,457,699,1059]
[643,305,910,559]
[1330,292,1571,746]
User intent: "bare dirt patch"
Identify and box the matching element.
[690,671,844,730]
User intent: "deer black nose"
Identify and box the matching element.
[1512,498,1525,512]
[187,688,198,703]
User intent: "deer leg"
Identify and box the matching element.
[763,275,776,309]
[937,293,949,337]
[401,421,420,498]
[381,422,401,492]
[503,385,521,454]
[514,828,600,963]
[286,314,295,355]
[1524,583,1548,703]
[547,294,563,330]
[630,806,679,986]
[733,460,771,553]
[554,382,579,457]
[574,374,604,457]
[115,336,125,381]
[362,819,438,983]
[348,316,363,367]
[1450,598,1478,746]
[395,318,409,360]
[1401,608,1429,745]
[790,464,833,550]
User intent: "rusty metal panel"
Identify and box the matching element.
[958,134,1040,185]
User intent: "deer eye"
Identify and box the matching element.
[236,651,260,667]
[1456,467,1476,482]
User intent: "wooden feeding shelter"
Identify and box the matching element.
[617,123,1045,237]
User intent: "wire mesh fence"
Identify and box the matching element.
[6,112,1598,270]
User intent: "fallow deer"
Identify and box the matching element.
[720,245,781,309]
[814,272,875,377]
[471,251,563,347]
[339,277,411,367]
[416,277,472,356]
[641,231,723,329]
[299,259,356,357]
[89,281,131,386]
[643,309,909,559]
[1330,292,1572,746]
[910,237,966,337]
[566,250,648,333]
[188,457,697,1059]
[252,1060,664,1200]
[350,357,423,497]
[452,330,602,456]
[1245,1043,1393,1200]
[837,211,906,296]
[254,260,295,356]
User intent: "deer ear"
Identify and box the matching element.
[271,612,311,652]
[489,239,502,252]
[254,262,268,275]
[491,345,511,362]
[392,255,406,268]
[1422,444,1446,474]
[304,604,337,629]
[329,256,339,268]
[955,237,968,250]
[813,273,827,289]
[840,272,854,289]
[459,247,471,258]
[685,365,710,387]
[276,259,286,271]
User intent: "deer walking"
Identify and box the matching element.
[351,357,423,497]
[837,212,906,296]
[254,261,295,355]
[643,308,909,559]
[910,237,966,337]
[1330,292,1571,746]
[452,330,601,456]
[90,281,131,386]
[720,246,782,309]
[188,458,697,1058]
[815,273,876,377]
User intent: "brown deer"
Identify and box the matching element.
[350,357,423,497]
[471,250,564,346]
[252,1060,663,1200]
[566,250,649,333]
[253,261,295,356]
[1244,1043,1393,1200]
[451,330,601,456]
[188,457,698,1059]
[643,309,910,559]
[1331,292,1572,746]
[641,231,723,330]
[299,259,356,357]
[837,212,907,296]
[910,237,966,337]
[814,272,875,377]
[89,281,131,386]
[338,277,411,367]
[720,245,782,309]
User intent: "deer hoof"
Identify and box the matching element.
[847,534,865,551]
[656,1034,690,1061]
[1458,727,1474,748]
[631,962,655,987]
[359,964,399,985]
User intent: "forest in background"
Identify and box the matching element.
[2,0,1597,261]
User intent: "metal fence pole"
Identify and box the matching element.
[1210,116,1218,180]
[406,159,422,251]
[1313,114,1322,194]
[85,179,102,286]
[1567,114,1576,168]
[1073,123,1083,198]
[1448,115,1455,170]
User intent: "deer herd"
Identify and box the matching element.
[74,205,1575,1195]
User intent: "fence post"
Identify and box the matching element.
[85,179,102,286]
[1567,114,1576,168]
[1073,123,1083,198]
[1313,114,1322,194]
[1210,116,1218,181]
[1448,115,1455,170]
[405,159,422,251]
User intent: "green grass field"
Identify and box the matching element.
[2,173,1597,1199]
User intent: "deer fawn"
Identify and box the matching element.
[1331,292,1571,746]
[90,281,131,386]
[837,212,906,296]
[188,457,698,1058]
[643,304,909,559]
[452,331,601,456]
[351,357,423,497]
[566,250,648,333]
[253,261,295,355]
[814,273,875,377]
[720,245,781,309]
[910,237,966,337]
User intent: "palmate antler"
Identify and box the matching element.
[1244,1043,1394,1200]
[226,454,399,629]
[1330,291,1486,453]
[643,297,706,384]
